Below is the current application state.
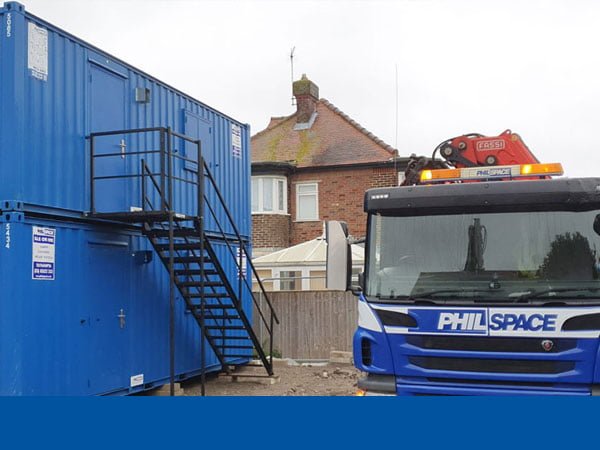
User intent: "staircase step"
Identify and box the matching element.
[197,315,240,321]
[200,304,237,310]
[186,293,230,299]
[206,325,246,330]
[217,345,254,349]
[178,281,223,288]
[208,336,252,342]
[171,256,212,264]
[175,269,218,276]
[221,354,253,359]
[145,228,198,238]
[186,305,235,313]
[155,243,203,251]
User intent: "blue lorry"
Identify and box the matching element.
[326,135,600,395]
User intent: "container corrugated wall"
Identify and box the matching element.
[0,215,228,395]
[0,2,250,238]
[0,2,255,395]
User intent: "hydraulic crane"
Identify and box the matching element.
[402,129,543,186]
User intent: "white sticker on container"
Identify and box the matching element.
[4,223,10,249]
[130,374,144,388]
[32,226,55,280]
[6,13,12,38]
[236,247,247,279]
[28,22,48,81]
[231,124,242,159]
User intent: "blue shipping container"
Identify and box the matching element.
[0,1,250,237]
[0,212,255,395]
[0,2,273,395]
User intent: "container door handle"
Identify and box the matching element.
[119,139,126,159]
[117,309,126,329]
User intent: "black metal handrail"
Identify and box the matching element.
[140,162,236,380]
[90,127,200,216]
[89,126,279,383]
[200,160,278,368]
[203,161,279,324]
[141,160,234,320]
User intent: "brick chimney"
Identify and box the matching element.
[293,74,319,123]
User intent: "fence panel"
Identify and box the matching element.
[253,291,357,359]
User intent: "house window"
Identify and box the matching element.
[296,182,319,221]
[309,270,326,290]
[251,176,287,214]
[279,270,301,291]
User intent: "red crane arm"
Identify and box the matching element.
[401,130,543,186]
[436,129,539,168]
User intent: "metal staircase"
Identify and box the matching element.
[88,127,278,396]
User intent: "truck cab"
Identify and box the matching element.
[328,174,600,395]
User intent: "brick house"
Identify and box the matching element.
[251,74,406,257]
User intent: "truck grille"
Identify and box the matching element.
[406,335,576,353]
[409,356,575,374]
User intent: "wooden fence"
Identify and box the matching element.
[253,291,357,360]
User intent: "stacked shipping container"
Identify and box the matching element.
[0,2,253,394]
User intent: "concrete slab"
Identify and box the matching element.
[329,351,353,364]
[218,372,281,385]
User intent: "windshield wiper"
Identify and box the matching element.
[407,288,499,300]
[512,287,600,303]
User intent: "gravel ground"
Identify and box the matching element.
[182,361,362,396]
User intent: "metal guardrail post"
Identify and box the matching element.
[238,241,243,305]
[160,129,166,213]
[269,311,274,368]
[168,210,175,397]
[141,158,146,211]
[90,134,95,214]
[167,127,177,397]
[198,142,206,397]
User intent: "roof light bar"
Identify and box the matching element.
[420,163,563,183]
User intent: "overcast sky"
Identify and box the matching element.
[23,0,600,177]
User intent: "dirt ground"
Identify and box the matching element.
[182,361,363,396]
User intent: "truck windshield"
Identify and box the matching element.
[366,210,600,303]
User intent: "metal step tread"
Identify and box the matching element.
[208,337,252,342]
[186,293,231,299]
[145,228,199,238]
[175,269,218,276]
[206,325,247,330]
[216,345,255,349]
[197,304,237,309]
[178,281,223,287]
[154,242,204,251]
[171,256,212,264]
[195,315,241,320]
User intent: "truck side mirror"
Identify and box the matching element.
[594,214,600,236]
[325,221,351,291]
[350,272,365,297]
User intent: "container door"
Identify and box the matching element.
[90,63,128,214]
[183,111,213,217]
[183,111,213,171]
[87,241,131,394]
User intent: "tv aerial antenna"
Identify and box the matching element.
[290,46,296,106]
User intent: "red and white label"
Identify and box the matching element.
[476,139,505,151]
